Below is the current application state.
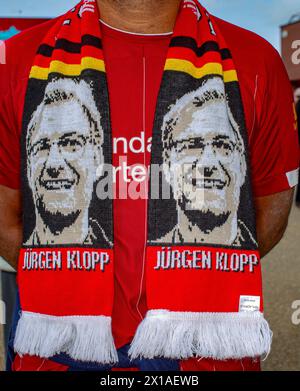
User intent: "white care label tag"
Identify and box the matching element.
[239,296,260,312]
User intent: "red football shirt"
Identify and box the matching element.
[1,14,299,371]
[100,20,172,349]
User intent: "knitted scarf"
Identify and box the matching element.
[14,0,272,364]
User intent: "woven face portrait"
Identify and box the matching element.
[21,73,113,248]
[148,75,257,248]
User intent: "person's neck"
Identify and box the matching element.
[96,0,181,34]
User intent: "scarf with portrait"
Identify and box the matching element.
[14,0,272,364]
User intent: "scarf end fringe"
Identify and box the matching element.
[13,311,118,364]
[128,310,272,360]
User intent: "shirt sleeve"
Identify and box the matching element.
[249,43,300,198]
[0,41,21,190]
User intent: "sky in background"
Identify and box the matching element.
[1,0,300,51]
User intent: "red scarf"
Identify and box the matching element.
[14,0,272,364]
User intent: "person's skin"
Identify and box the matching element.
[0,0,295,269]
[0,186,22,270]
[97,0,181,34]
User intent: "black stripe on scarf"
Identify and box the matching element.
[170,37,232,60]
[37,34,102,57]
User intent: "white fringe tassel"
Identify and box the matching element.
[14,311,119,364]
[128,310,272,360]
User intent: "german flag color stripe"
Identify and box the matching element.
[30,57,236,82]
[169,37,232,60]
[37,35,102,57]
[30,29,236,82]
[164,59,238,82]
[29,57,106,80]
[33,46,104,68]
[167,47,236,71]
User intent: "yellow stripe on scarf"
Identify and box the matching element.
[165,59,238,83]
[29,57,106,79]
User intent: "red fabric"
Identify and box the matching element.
[101,22,172,350]
[146,246,262,312]
[12,354,68,371]
[180,357,261,371]
[0,18,48,32]
[12,354,261,371]
[1,12,299,372]
[18,248,114,316]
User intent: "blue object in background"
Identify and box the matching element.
[0,26,20,40]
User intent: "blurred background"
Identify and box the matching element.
[0,0,300,371]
